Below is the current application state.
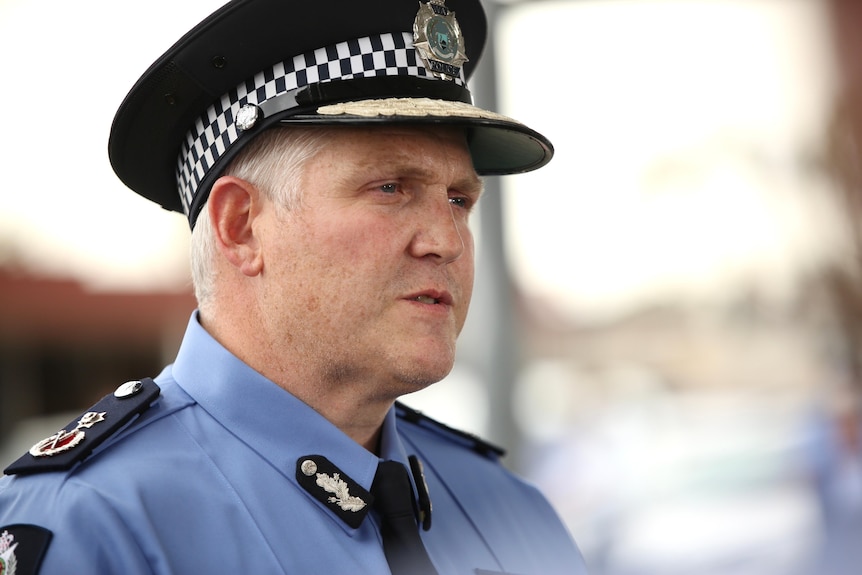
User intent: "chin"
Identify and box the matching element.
[392,359,454,394]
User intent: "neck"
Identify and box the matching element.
[199,308,392,453]
[286,381,392,453]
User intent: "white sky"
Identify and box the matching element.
[0,0,845,321]
[499,0,842,322]
[0,0,223,290]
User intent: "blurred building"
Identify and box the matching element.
[0,268,194,463]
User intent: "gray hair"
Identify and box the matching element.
[189,127,335,311]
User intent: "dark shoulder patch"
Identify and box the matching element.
[0,524,52,574]
[3,379,161,476]
[395,401,505,458]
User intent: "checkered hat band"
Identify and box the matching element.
[176,31,466,215]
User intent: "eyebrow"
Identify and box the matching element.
[458,174,485,199]
[349,155,483,195]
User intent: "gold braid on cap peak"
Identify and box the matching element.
[317,97,518,121]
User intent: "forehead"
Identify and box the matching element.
[318,125,471,156]
[306,122,459,141]
[311,126,481,185]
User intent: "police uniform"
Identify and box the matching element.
[0,313,586,574]
[0,0,586,572]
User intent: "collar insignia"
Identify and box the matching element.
[413,0,468,81]
[0,529,17,575]
[28,412,107,458]
[296,455,373,529]
[315,471,368,512]
[0,525,52,575]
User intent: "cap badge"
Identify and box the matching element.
[28,411,107,458]
[413,0,468,81]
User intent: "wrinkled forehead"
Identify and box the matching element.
[314,125,481,180]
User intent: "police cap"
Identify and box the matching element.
[108,0,554,228]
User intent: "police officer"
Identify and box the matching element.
[0,0,588,573]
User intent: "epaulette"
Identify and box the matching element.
[4,378,161,476]
[395,401,505,458]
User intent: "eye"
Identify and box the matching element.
[378,182,399,194]
[448,195,472,210]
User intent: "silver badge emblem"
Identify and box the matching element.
[300,459,318,476]
[413,0,468,81]
[316,472,367,512]
[29,411,107,458]
[295,455,372,527]
[235,104,261,131]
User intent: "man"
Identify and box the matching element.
[0,0,587,573]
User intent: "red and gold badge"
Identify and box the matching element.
[29,411,106,458]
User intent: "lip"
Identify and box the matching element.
[403,289,454,307]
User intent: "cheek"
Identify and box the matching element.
[291,213,370,257]
[315,213,407,264]
[294,217,398,292]
[454,229,476,311]
[459,226,476,274]
[462,225,476,257]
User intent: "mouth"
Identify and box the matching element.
[407,290,453,306]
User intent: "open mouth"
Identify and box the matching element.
[413,295,440,305]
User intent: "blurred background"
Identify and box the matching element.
[2,1,862,574]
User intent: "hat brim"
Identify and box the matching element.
[311,97,553,175]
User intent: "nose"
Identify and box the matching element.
[408,192,466,264]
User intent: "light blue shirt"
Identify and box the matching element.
[0,313,587,574]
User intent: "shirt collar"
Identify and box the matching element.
[169,311,414,529]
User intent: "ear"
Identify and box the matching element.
[207,176,265,277]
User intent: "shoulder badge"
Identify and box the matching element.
[0,524,52,575]
[4,379,161,476]
[395,402,505,458]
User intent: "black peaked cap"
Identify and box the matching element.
[108,0,552,227]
